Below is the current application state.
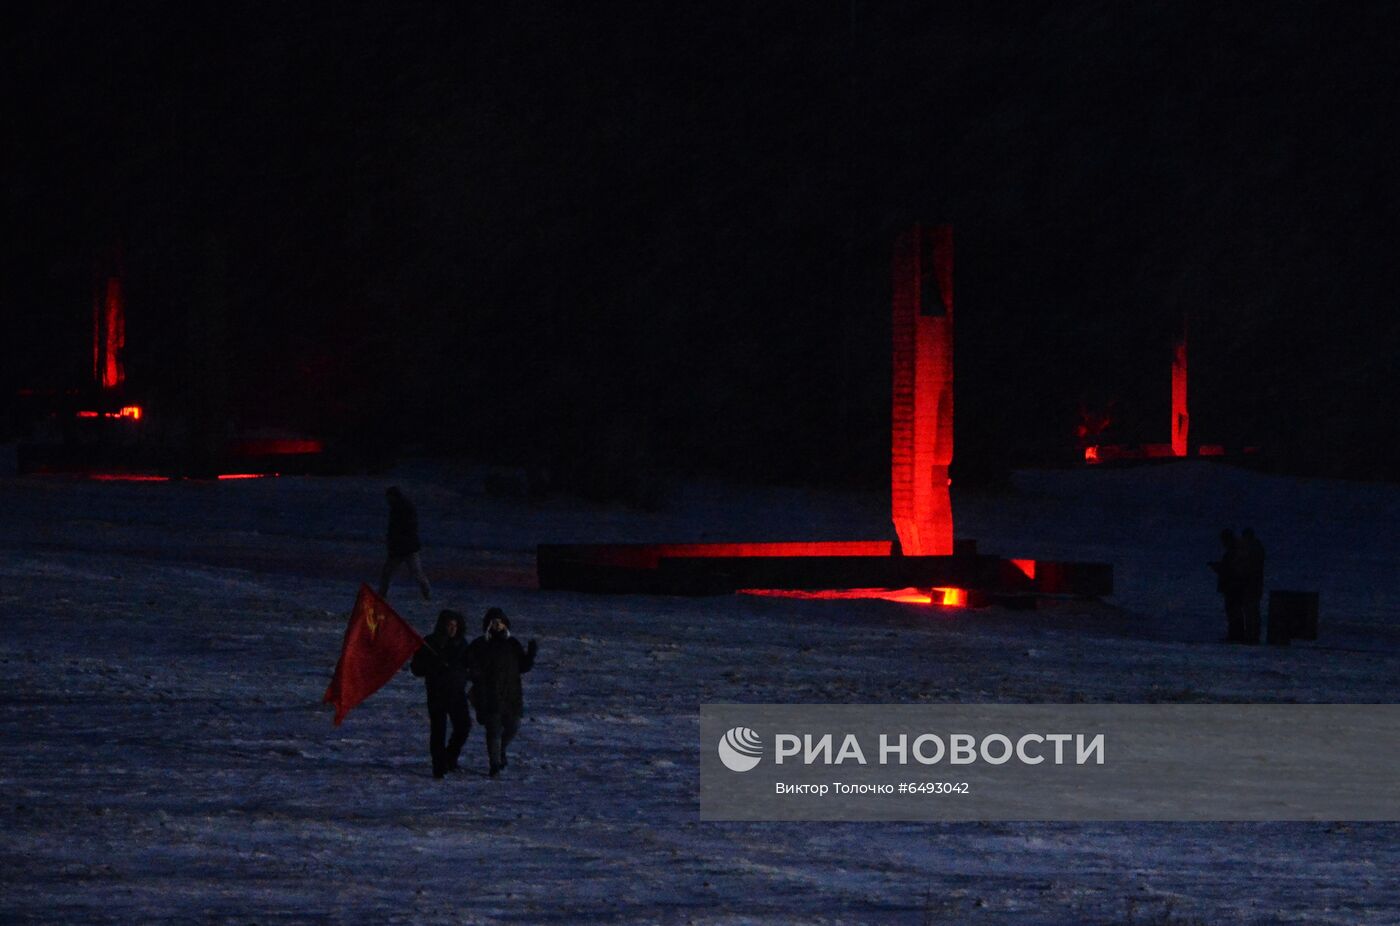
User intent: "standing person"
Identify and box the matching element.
[467,608,538,777]
[379,486,431,600]
[410,610,471,778]
[1208,529,1246,643]
[1239,528,1266,644]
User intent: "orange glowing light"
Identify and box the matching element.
[886,590,935,604]
[737,586,969,607]
[216,473,274,480]
[1084,445,1100,463]
[932,587,967,606]
[76,406,144,421]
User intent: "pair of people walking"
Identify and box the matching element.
[1209,528,1266,643]
[410,607,538,778]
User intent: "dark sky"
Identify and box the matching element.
[5,1,1398,483]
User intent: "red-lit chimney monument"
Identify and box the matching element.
[537,225,1112,605]
[1170,315,1188,458]
[891,224,954,555]
[93,274,127,391]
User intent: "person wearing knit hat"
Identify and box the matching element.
[466,607,538,777]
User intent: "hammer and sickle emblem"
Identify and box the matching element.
[364,606,384,640]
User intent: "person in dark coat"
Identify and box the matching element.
[1238,528,1266,643]
[410,609,471,778]
[378,486,431,600]
[1208,529,1246,643]
[466,608,538,777]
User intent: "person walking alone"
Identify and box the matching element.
[379,486,431,600]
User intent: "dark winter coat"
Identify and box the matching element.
[1238,534,1266,601]
[466,634,536,723]
[410,613,469,709]
[1210,538,1245,598]
[386,491,422,556]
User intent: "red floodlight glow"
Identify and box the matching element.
[1171,329,1188,457]
[216,473,275,480]
[230,439,324,456]
[94,276,126,390]
[738,586,969,607]
[89,473,169,482]
[1084,445,1100,463]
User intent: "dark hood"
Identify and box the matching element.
[433,609,467,639]
[482,608,510,635]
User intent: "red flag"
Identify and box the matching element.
[323,585,423,725]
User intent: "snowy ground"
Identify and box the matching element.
[1,454,1397,924]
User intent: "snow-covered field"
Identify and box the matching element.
[1,455,1397,924]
